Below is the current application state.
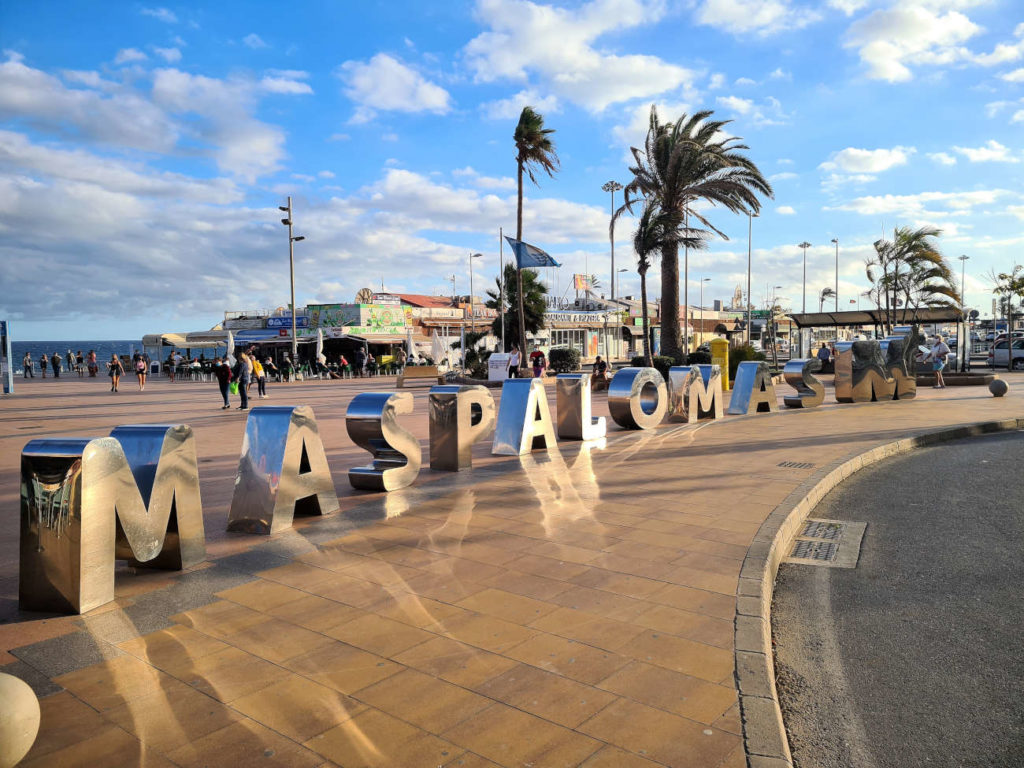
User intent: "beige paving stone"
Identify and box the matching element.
[257,561,340,589]
[117,623,230,672]
[284,641,404,693]
[580,745,667,768]
[503,631,632,685]
[530,606,646,651]
[367,591,471,629]
[478,567,575,601]
[223,615,335,664]
[548,584,653,622]
[356,668,492,732]
[266,593,365,632]
[307,571,405,607]
[165,646,291,702]
[620,630,734,683]
[473,662,619,728]
[713,702,743,736]
[393,636,518,688]
[167,717,323,768]
[503,552,593,581]
[455,587,560,625]
[171,599,267,639]
[435,610,539,653]
[597,660,737,724]
[325,612,434,657]
[634,603,734,649]
[54,654,186,711]
[231,675,366,742]
[216,578,310,611]
[19,724,176,768]
[16,691,120,763]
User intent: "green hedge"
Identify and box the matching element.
[728,343,766,381]
[548,347,581,373]
[685,351,712,365]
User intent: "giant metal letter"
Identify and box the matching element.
[556,373,607,440]
[727,361,779,415]
[20,424,205,614]
[429,385,496,470]
[834,341,895,403]
[492,378,558,455]
[667,365,724,423]
[227,406,338,533]
[608,367,668,430]
[881,338,917,400]
[782,359,825,408]
[347,392,422,490]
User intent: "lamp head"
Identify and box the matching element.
[831,238,838,244]
[278,206,289,212]
[281,218,291,226]
[292,235,305,242]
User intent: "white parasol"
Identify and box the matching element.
[226,331,235,365]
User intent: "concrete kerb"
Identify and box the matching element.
[734,416,1024,767]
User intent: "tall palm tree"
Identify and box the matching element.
[818,287,836,312]
[631,200,677,366]
[617,106,772,362]
[485,263,547,352]
[513,106,559,368]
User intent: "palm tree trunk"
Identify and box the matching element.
[640,270,652,367]
[516,156,528,371]
[660,241,681,362]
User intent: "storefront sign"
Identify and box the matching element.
[266,316,309,329]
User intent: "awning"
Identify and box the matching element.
[625,326,645,336]
[787,307,964,329]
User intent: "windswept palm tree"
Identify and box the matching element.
[632,200,678,366]
[617,106,772,362]
[818,287,836,312]
[513,106,558,367]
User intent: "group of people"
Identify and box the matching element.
[504,346,559,379]
[22,350,100,378]
[212,349,272,410]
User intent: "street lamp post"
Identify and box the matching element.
[699,278,710,348]
[959,254,969,372]
[279,196,306,363]
[831,238,839,312]
[747,212,758,345]
[602,181,623,301]
[469,253,482,335]
[798,241,811,357]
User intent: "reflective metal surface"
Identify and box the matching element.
[555,374,607,441]
[727,361,779,415]
[428,385,496,471]
[667,365,724,423]
[834,340,896,403]
[20,425,205,615]
[347,392,423,490]
[782,359,825,408]
[492,378,558,455]
[607,367,668,430]
[227,406,338,534]
[880,337,918,400]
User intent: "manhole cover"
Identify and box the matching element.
[778,461,815,469]
[784,518,867,569]
[802,520,843,540]
[791,540,838,561]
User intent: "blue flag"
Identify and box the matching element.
[505,236,561,268]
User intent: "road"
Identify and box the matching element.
[772,430,1024,768]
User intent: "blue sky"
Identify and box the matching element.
[1,0,1022,340]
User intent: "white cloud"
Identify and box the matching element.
[339,53,451,123]
[1013,110,1024,123]
[260,73,313,95]
[777,205,796,215]
[928,151,957,165]
[451,166,516,190]
[716,94,788,126]
[708,72,726,89]
[328,132,351,141]
[141,7,177,23]
[952,140,1018,162]
[717,95,754,114]
[153,47,181,63]
[1001,67,1024,82]
[828,0,869,16]
[735,76,757,86]
[693,0,821,36]
[820,146,915,173]
[464,0,697,112]
[114,48,148,65]
[318,170,335,178]
[768,67,790,80]
[481,88,559,120]
[832,189,1011,218]
[770,171,798,181]
[243,33,268,49]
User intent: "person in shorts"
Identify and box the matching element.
[928,334,950,388]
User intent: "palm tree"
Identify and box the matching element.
[513,106,559,368]
[617,106,772,362]
[486,263,547,352]
[631,200,677,366]
[818,287,836,312]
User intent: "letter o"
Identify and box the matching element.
[608,367,668,430]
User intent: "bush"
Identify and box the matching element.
[685,351,712,365]
[728,343,766,381]
[548,347,581,373]
[629,354,675,381]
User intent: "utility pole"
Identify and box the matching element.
[798,241,811,357]
[279,197,305,363]
[602,181,623,301]
[831,238,839,312]
[747,212,757,345]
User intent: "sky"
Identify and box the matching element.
[1,0,1022,341]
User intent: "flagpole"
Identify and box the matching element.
[499,227,505,353]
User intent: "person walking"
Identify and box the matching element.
[107,353,124,392]
[214,356,232,409]
[66,350,75,374]
[927,334,951,389]
[133,353,148,391]
[22,352,34,378]
[253,355,267,398]
[75,350,84,377]
[508,347,519,378]
[51,352,61,378]
[87,350,98,377]
[530,346,546,379]
[353,348,366,378]
[395,347,407,374]
[236,351,252,410]
[39,353,47,378]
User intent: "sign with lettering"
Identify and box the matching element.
[267,316,309,329]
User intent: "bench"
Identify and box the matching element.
[396,365,445,388]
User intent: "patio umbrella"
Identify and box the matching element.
[431,331,446,367]
[226,331,235,365]
[406,327,414,358]
[315,328,324,359]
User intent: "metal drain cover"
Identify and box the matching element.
[785,518,866,569]
[778,461,815,469]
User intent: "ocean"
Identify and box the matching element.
[9,340,139,375]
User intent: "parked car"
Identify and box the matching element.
[987,338,1024,370]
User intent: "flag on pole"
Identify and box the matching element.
[504,236,561,268]
[573,274,591,291]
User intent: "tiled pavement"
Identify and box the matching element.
[1,373,1021,767]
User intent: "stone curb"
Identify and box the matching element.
[734,415,1024,767]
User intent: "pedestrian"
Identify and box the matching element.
[593,355,608,383]
[22,352,34,378]
[367,351,376,376]
[75,350,84,377]
[107,353,124,392]
[353,348,366,377]
[508,347,519,378]
[51,352,61,378]
[66,349,75,373]
[339,353,349,378]
[236,351,251,409]
[817,343,831,364]
[927,334,951,389]
[253,354,267,398]
[214,356,232,409]
[39,353,47,378]
[395,347,407,373]
[87,350,98,377]
[133,353,147,390]
[530,345,546,378]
